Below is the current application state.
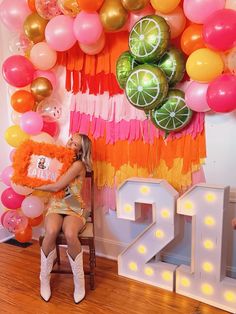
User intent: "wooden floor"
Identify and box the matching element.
[0,241,230,314]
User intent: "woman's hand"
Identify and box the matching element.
[232,218,236,229]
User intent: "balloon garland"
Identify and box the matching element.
[0,0,235,241]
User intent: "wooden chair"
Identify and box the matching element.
[39,171,96,290]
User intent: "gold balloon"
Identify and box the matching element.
[24,13,48,44]
[100,0,128,32]
[30,77,53,102]
[121,0,149,11]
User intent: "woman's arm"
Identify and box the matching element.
[35,160,86,192]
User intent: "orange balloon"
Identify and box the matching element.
[28,214,44,227]
[28,0,36,12]
[181,24,205,56]
[77,0,104,11]
[156,6,186,39]
[15,225,32,243]
[11,90,35,113]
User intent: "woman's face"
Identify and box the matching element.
[67,134,82,152]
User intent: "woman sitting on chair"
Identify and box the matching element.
[36,133,92,303]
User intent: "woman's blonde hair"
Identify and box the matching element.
[75,133,92,172]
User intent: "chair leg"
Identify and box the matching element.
[89,242,96,290]
[56,245,61,265]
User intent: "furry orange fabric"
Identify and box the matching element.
[12,140,75,191]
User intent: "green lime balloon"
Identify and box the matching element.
[116,51,138,89]
[125,64,169,111]
[151,89,193,132]
[158,47,185,87]
[129,15,170,63]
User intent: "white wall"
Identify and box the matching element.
[0,23,236,276]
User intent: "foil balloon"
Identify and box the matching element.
[129,15,170,63]
[151,89,193,133]
[35,0,62,20]
[99,0,128,32]
[158,46,185,87]
[121,0,149,11]
[116,51,139,89]
[57,0,80,17]
[30,77,53,102]
[24,12,48,43]
[125,64,169,111]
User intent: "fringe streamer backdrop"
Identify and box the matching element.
[57,32,206,211]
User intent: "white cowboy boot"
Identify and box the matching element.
[39,248,56,301]
[67,251,85,303]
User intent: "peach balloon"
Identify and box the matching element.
[11,111,23,125]
[79,33,106,55]
[30,42,57,70]
[155,6,186,39]
[31,132,55,144]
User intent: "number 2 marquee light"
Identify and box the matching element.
[116,178,236,313]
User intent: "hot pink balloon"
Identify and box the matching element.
[183,0,225,24]
[0,0,31,32]
[207,74,236,113]
[203,9,236,51]
[34,70,57,90]
[42,116,59,138]
[73,11,103,45]
[20,111,43,135]
[2,55,35,88]
[45,15,76,51]
[21,195,44,218]
[1,187,25,209]
[185,81,210,112]
[128,4,154,32]
[2,210,28,233]
[1,166,14,186]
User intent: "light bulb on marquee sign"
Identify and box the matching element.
[116,178,236,313]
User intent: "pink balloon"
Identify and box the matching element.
[42,116,59,138]
[1,187,25,209]
[9,149,16,162]
[2,55,35,88]
[128,4,154,32]
[207,74,236,113]
[1,166,14,186]
[2,210,28,233]
[30,42,57,70]
[34,70,57,90]
[21,195,44,218]
[79,33,106,55]
[73,11,103,45]
[11,183,33,196]
[45,15,76,51]
[0,0,31,32]
[20,111,43,135]
[183,0,225,24]
[203,9,236,51]
[185,81,210,112]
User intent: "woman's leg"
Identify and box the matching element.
[62,215,86,303]
[62,215,85,259]
[42,213,64,256]
[40,213,63,301]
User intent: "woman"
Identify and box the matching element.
[36,133,92,303]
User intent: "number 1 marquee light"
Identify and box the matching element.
[116,179,236,313]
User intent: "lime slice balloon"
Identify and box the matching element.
[125,64,169,110]
[151,89,193,132]
[158,47,185,87]
[116,51,139,89]
[129,15,170,63]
